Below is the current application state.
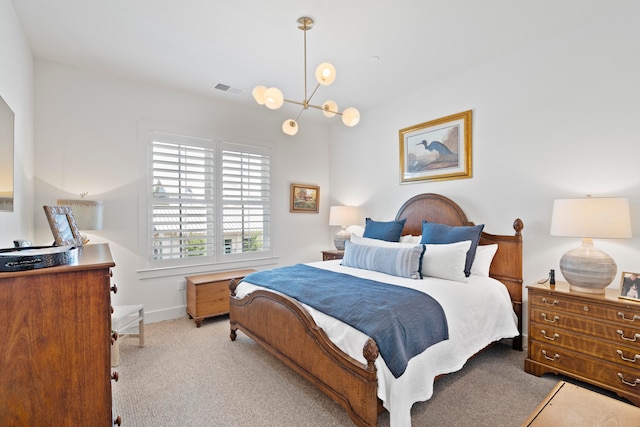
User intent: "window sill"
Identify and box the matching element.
[137,256,278,280]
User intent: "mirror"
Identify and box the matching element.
[0,95,14,212]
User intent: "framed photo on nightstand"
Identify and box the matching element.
[619,271,640,301]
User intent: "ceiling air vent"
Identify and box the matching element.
[213,82,244,95]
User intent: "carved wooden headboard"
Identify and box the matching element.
[395,193,524,350]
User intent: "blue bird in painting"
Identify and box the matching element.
[417,140,454,155]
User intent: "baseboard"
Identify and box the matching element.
[144,305,187,324]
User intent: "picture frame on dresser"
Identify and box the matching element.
[620,271,640,301]
[43,205,84,246]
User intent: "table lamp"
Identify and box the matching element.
[550,197,631,293]
[57,198,104,243]
[329,206,360,250]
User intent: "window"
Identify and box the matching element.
[148,132,270,267]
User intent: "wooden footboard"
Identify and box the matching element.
[229,281,380,427]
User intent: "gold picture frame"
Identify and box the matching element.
[43,205,84,246]
[399,110,472,183]
[619,271,640,301]
[290,183,320,213]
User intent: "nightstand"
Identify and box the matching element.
[524,280,640,407]
[321,250,344,261]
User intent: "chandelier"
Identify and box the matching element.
[252,17,360,136]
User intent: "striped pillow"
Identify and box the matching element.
[341,240,424,279]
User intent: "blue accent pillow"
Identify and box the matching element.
[363,218,406,242]
[341,240,425,279]
[420,221,484,277]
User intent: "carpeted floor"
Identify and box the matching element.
[113,316,562,426]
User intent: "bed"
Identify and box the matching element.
[229,193,523,427]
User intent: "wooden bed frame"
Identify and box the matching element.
[229,193,523,427]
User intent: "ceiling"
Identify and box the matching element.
[12,0,621,116]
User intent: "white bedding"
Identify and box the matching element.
[235,260,519,427]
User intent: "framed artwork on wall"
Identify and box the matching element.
[399,110,472,184]
[290,183,320,213]
[619,271,640,301]
[43,205,84,246]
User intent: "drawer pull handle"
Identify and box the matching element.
[541,330,559,341]
[617,312,640,322]
[541,313,560,323]
[616,330,640,342]
[541,350,560,361]
[617,350,640,363]
[617,373,640,387]
[542,298,559,306]
[583,306,589,312]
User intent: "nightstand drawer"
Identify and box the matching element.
[321,250,344,261]
[530,291,640,325]
[530,307,640,347]
[529,323,640,367]
[528,340,640,398]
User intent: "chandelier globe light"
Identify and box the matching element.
[252,16,360,136]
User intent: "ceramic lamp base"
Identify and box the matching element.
[333,229,351,251]
[559,238,617,294]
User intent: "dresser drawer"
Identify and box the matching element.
[529,323,640,368]
[529,291,640,325]
[529,340,640,398]
[530,307,640,348]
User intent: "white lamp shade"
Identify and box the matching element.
[329,205,360,227]
[282,119,298,136]
[57,199,104,230]
[322,100,338,118]
[341,107,360,127]
[252,85,267,105]
[550,197,632,239]
[315,63,336,86]
[264,87,284,109]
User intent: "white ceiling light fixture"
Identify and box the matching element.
[252,17,360,136]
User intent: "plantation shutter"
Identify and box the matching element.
[151,140,215,260]
[221,145,270,255]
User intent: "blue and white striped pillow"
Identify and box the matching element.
[341,240,425,279]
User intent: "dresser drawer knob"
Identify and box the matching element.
[617,373,640,387]
[541,330,559,341]
[616,330,640,342]
[617,312,640,322]
[583,306,589,312]
[111,283,118,294]
[111,371,119,381]
[616,350,640,363]
[114,415,122,426]
[541,350,560,361]
[541,313,560,323]
[542,298,559,306]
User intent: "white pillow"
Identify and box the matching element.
[422,241,471,283]
[470,244,498,277]
[400,234,422,244]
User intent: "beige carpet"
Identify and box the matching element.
[113,316,561,426]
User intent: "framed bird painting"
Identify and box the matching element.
[399,110,472,183]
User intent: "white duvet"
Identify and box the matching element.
[234,260,519,427]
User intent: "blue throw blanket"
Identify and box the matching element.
[242,264,449,378]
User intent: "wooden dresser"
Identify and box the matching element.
[525,281,640,406]
[0,244,120,426]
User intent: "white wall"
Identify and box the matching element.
[33,60,332,322]
[328,6,640,318]
[0,0,34,244]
